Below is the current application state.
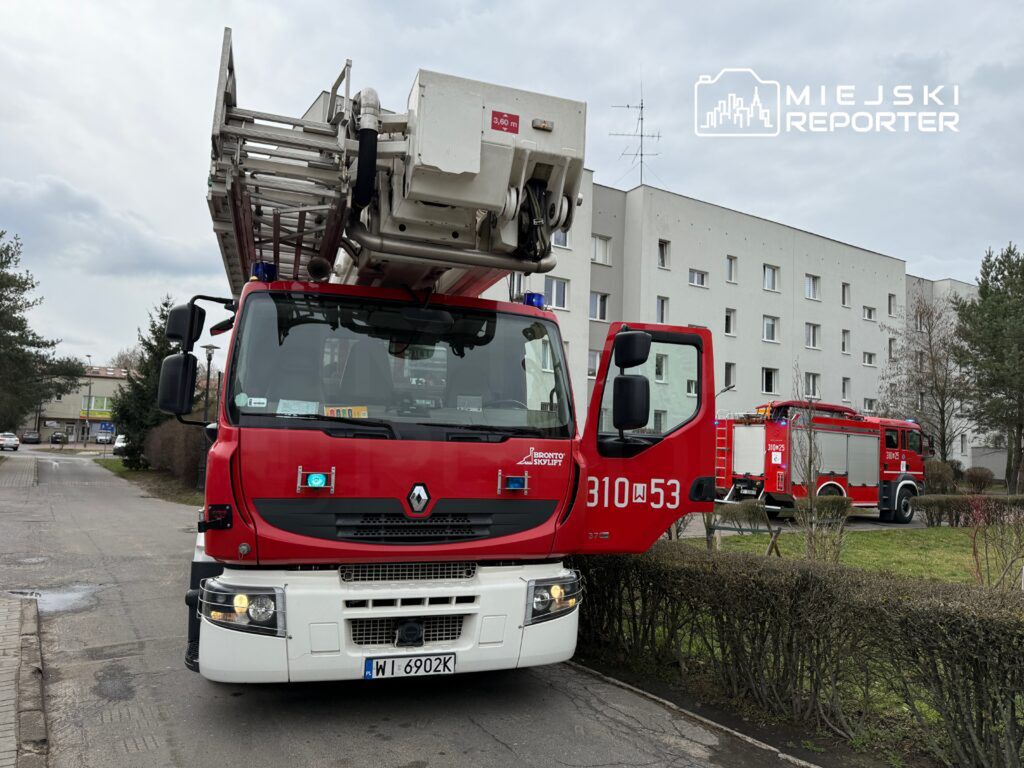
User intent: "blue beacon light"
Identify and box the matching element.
[306,472,327,488]
[522,292,545,309]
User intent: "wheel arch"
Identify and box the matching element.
[816,481,846,497]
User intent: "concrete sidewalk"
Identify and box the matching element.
[0,597,46,768]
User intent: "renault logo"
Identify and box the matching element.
[407,483,430,515]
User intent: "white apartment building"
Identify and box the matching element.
[485,171,1002,474]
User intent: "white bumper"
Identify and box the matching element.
[198,562,578,683]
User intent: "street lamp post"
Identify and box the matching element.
[84,354,93,446]
[201,345,219,423]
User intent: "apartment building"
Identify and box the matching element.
[22,366,128,442]
[483,171,1001,472]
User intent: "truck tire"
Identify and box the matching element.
[893,487,915,525]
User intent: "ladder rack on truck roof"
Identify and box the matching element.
[207,28,586,298]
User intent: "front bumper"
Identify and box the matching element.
[197,562,579,683]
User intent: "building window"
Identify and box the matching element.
[588,291,608,320]
[762,315,779,342]
[888,337,897,360]
[541,339,554,372]
[863,305,876,321]
[917,391,925,409]
[805,323,821,349]
[805,274,821,300]
[915,311,925,332]
[543,276,568,309]
[960,434,967,454]
[724,362,736,388]
[726,255,738,283]
[688,269,708,288]
[916,350,926,370]
[888,293,898,316]
[762,367,779,395]
[863,351,877,367]
[763,264,779,292]
[654,353,667,383]
[657,239,670,269]
[863,397,877,413]
[841,377,851,402]
[656,296,669,323]
[552,229,569,248]
[591,235,610,265]
[724,308,736,335]
[653,410,667,433]
[841,329,851,354]
[587,349,600,379]
[805,372,820,398]
[841,282,851,307]
[686,379,698,396]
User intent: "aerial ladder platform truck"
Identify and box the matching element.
[159,29,717,683]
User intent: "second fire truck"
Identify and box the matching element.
[715,401,928,522]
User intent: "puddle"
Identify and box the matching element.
[6,583,103,614]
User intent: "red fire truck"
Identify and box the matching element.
[157,30,717,684]
[715,401,928,523]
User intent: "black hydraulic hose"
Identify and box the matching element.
[352,127,378,215]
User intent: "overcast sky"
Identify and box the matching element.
[2,1,1021,366]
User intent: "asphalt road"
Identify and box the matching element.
[0,449,795,768]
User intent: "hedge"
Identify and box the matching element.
[143,418,207,484]
[914,494,1024,528]
[575,544,1024,767]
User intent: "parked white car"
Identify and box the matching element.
[0,433,20,451]
[113,434,128,456]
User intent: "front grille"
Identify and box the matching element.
[340,562,477,582]
[256,497,557,545]
[341,513,488,543]
[349,615,466,647]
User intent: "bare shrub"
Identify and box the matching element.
[791,496,851,563]
[964,466,995,494]
[925,459,956,494]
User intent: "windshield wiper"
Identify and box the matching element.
[269,412,397,437]
[414,422,546,437]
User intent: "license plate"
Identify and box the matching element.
[363,653,456,680]
[739,488,756,495]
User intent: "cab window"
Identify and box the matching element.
[907,430,922,454]
[884,429,899,449]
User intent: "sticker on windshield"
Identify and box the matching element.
[246,396,268,409]
[276,399,318,415]
[325,405,368,418]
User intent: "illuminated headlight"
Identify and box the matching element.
[199,579,286,637]
[525,572,582,625]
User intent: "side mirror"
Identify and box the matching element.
[613,331,652,369]
[158,353,198,415]
[613,374,650,431]
[166,304,206,350]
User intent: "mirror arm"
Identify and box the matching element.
[182,295,236,352]
[176,414,206,428]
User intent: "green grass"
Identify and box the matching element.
[699,526,976,583]
[95,458,204,507]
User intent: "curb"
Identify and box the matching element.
[16,600,46,768]
[567,662,823,768]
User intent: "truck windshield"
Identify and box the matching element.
[227,292,573,439]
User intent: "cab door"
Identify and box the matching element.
[555,322,716,554]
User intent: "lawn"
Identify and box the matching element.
[94,458,204,507]
[696,526,977,583]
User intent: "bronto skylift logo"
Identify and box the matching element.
[695,68,781,137]
[517,447,565,467]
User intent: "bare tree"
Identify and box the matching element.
[880,292,969,462]
[107,345,143,373]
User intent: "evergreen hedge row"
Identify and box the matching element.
[575,543,1024,767]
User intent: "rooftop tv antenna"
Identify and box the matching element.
[610,84,661,186]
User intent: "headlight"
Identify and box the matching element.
[525,571,582,625]
[199,579,286,637]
